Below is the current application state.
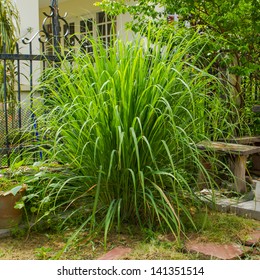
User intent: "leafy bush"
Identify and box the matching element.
[24,31,238,244]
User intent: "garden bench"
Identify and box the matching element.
[221,136,260,175]
[196,141,260,193]
[221,136,260,145]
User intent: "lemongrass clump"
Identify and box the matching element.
[25,30,238,245]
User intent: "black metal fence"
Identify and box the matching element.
[0,1,98,168]
[0,2,63,168]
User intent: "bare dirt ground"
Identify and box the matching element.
[0,213,259,260]
[0,229,142,260]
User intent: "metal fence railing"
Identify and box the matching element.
[0,2,62,168]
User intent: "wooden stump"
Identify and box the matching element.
[197,158,212,189]
[233,155,248,193]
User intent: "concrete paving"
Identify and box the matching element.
[230,201,260,220]
[198,188,260,221]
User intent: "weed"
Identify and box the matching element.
[34,246,53,260]
[0,249,5,258]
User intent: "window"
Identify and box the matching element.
[43,11,117,54]
[63,24,69,48]
[96,11,116,47]
[69,22,75,46]
[80,19,93,36]
[80,18,93,53]
[62,21,75,49]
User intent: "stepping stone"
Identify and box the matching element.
[98,247,132,260]
[244,230,260,246]
[186,241,251,260]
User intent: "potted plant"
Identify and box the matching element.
[0,175,26,229]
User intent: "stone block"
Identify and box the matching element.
[230,201,260,220]
[0,228,11,238]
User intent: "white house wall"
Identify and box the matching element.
[39,0,133,43]
[14,0,40,42]
[13,0,41,96]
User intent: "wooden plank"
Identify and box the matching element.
[251,170,260,176]
[197,141,260,156]
[222,136,260,145]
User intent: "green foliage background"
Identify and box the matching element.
[96,0,260,134]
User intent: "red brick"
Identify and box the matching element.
[98,247,132,260]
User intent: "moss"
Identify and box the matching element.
[190,211,259,243]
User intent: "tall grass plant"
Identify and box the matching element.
[24,30,239,245]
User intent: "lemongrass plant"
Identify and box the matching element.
[24,30,239,245]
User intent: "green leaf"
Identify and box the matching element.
[14,201,25,209]
[4,185,23,196]
[30,206,38,213]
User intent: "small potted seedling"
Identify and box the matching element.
[0,174,26,229]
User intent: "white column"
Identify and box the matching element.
[14,0,40,45]
[12,0,41,101]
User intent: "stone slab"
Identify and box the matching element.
[213,198,239,212]
[199,194,238,213]
[98,247,132,260]
[0,228,11,238]
[186,241,251,260]
[230,201,260,220]
[0,223,33,239]
[244,230,260,246]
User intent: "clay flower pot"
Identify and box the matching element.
[0,181,26,229]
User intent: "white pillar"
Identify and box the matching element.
[14,0,40,45]
[12,0,41,100]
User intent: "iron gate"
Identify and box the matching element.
[0,1,64,168]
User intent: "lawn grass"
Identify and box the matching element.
[188,211,259,244]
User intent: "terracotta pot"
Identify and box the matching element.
[0,189,24,229]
